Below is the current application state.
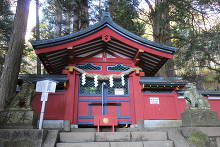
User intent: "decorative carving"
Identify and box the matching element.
[183,83,210,110]
[102,33,111,42]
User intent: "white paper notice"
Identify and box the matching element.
[36,80,57,93]
[149,97,160,104]
[114,88,124,95]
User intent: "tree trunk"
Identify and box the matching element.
[72,0,89,32]
[0,0,31,111]
[36,0,41,75]
[79,0,89,30]
[73,1,80,32]
[151,0,175,77]
[55,0,62,36]
[66,13,71,34]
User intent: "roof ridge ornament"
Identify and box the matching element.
[101,0,112,21]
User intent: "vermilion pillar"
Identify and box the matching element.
[63,70,76,122]
[131,72,144,123]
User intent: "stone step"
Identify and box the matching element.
[95,132,131,142]
[56,141,174,147]
[71,128,96,132]
[143,141,174,147]
[60,131,168,142]
[56,142,109,147]
[110,142,145,147]
[131,131,167,141]
[42,130,59,147]
[59,132,95,143]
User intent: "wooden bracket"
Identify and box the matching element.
[67,46,73,50]
[134,49,144,65]
[66,66,74,72]
[67,46,75,63]
[64,82,67,88]
[135,68,141,75]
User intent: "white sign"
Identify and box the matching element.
[36,80,57,130]
[36,80,57,93]
[114,88,124,95]
[41,92,49,101]
[149,97,160,104]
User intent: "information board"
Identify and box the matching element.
[36,80,57,93]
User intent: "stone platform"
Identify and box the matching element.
[0,129,46,147]
[181,109,220,127]
[0,110,36,129]
[57,131,173,147]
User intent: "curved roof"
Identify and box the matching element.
[32,12,176,53]
[31,12,177,75]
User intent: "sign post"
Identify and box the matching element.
[36,80,57,130]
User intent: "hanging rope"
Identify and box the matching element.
[66,66,142,80]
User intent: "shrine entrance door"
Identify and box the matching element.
[77,77,132,126]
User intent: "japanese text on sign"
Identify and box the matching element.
[149,97,160,104]
[36,80,57,93]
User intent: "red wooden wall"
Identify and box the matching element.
[144,93,186,120]
[31,54,220,124]
[209,99,220,118]
[33,92,65,120]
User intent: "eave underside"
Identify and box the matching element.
[38,37,168,76]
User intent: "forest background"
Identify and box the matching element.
[0,0,220,92]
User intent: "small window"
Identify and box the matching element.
[77,63,102,71]
[107,64,130,71]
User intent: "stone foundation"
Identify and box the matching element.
[0,129,46,147]
[0,110,36,129]
[181,109,220,127]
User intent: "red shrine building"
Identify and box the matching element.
[31,12,220,128]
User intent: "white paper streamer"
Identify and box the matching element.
[82,73,86,85]
[121,74,125,86]
[109,75,114,87]
[94,75,98,87]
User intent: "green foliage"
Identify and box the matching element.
[20,44,37,74]
[89,0,145,36]
[40,0,58,38]
[187,131,209,147]
[166,0,220,88]
[27,0,220,89]
[109,0,145,36]
[0,0,14,74]
[0,0,14,43]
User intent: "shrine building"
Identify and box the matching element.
[31,12,220,128]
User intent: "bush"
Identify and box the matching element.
[187,131,209,147]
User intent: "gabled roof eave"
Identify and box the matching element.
[32,12,177,55]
